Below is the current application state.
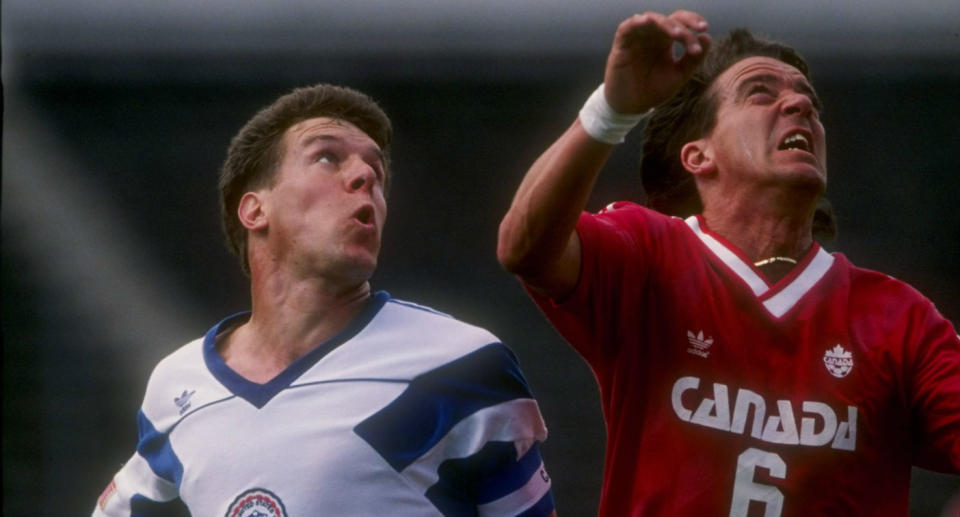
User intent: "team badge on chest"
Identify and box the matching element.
[823,344,854,378]
[225,488,287,517]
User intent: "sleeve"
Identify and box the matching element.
[906,301,960,472]
[92,411,186,516]
[526,202,657,372]
[354,343,555,516]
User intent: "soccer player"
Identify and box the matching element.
[93,84,556,517]
[497,9,960,517]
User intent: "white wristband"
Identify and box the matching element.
[578,84,650,144]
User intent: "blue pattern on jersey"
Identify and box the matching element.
[424,441,547,516]
[354,343,534,472]
[518,491,556,517]
[136,411,184,486]
[474,442,546,504]
[130,495,190,517]
[203,291,390,408]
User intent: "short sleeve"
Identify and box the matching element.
[526,202,659,372]
[91,410,186,516]
[354,343,555,516]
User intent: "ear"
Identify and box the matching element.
[680,139,716,177]
[237,191,268,232]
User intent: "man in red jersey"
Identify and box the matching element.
[498,9,960,517]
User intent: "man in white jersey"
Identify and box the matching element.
[94,84,556,517]
[498,9,960,517]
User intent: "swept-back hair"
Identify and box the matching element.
[639,30,824,217]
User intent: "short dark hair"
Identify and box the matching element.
[640,29,812,216]
[218,84,393,275]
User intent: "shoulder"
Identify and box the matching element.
[139,333,231,433]
[578,201,689,245]
[840,254,933,308]
[357,295,527,380]
[586,200,675,225]
[378,296,501,350]
[837,254,956,338]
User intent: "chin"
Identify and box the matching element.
[345,254,379,281]
[318,248,378,285]
[776,165,826,191]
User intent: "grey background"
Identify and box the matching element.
[3,1,959,515]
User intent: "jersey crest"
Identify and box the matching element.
[225,488,287,517]
[823,344,854,378]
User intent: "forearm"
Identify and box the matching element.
[497,117,611,277]
[498,9,709,294]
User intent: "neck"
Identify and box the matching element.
[220,263,372,382]
[250,275,372,351]
[701,188,818,264]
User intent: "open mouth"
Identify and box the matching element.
[778,131,812,152]
[354,205,375,225]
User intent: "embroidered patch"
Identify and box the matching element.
[97,479,117,510]
[225,488,287,517]
[823,344,854,378]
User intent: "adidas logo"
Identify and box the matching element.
[686,330,713,358]
[174,389,196,415]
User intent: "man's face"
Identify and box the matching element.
[702,56,827,192]
[261,117,387,285]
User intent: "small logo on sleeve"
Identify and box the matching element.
[823,345,854,378]
[686,330,714,358]
[174,390,196,415]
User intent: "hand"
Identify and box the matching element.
[603,10,711,113]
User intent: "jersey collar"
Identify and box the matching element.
[203,290,391,408]
[685,215,834,318]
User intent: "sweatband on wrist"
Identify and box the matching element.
[578,84,651,144]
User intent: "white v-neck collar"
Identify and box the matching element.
[685,215,834,318]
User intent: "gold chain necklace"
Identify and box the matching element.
[753,256,798,267]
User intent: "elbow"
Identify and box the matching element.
[497,213,568,278]
[497,245,526,276]
[497,220,526,274]
[498,214,545,276]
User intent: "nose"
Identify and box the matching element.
[781,91,814,117]
[346,159,377,192]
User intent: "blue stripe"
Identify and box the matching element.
[423,481,476,517]
[516,490,555,517]
[136,410,184,486]
[423,441,548,515]
[354,343,534,472]
[130,495,190,517]
[424,441,515,515]
[475,443,545,504]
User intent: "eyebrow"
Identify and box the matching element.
[300,133,386,167]
[736,73,821,110]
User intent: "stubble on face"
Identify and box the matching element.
[707,57,827,193]
[267,118,388,288]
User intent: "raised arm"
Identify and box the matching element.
[497,10,711,299]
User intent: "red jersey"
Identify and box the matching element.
[529,202,960,517]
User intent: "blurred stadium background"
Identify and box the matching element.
[3,1,959,515]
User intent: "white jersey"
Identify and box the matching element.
[94,291,554,517]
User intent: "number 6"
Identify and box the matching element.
[729,448,786,517]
